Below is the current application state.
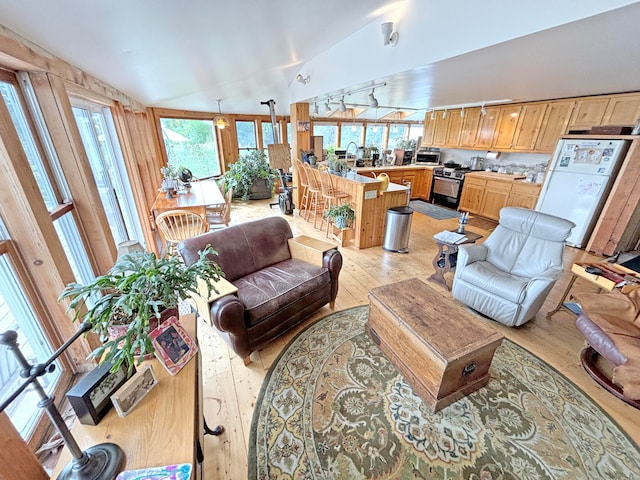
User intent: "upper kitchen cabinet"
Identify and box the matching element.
[459,108,482,148]
[601,93,640,126]
[568,97,609,130]
[421,112,436,146]
[444,109,463,146]
[432,110,449,146]
[533,100,574,152]
[511,103,548,151]
[474,107,500,149]
[492,105,522,150]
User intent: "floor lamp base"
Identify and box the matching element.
[57,443,125,480]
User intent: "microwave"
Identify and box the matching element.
[416,150,441,164]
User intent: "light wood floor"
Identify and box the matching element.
[199,199,640,479]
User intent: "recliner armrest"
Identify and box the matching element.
[457,244,488,267]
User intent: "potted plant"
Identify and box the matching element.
[328,157,348,176]
[59,247,223,373]
[223,150,276,201]
[325,202,355,229]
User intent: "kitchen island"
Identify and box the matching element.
[353,164,435,201]
[325,171,409,249]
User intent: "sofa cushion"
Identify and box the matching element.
[235,258,331,326]
[457,260,529,304]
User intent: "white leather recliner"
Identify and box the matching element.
[452,207,575,327]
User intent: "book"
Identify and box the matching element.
[150,316,198,376]
[116,463,192,479]
[433,230,467,244]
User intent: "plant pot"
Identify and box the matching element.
[107,307,178,360]
[333,215,353,229]
[248,179,273,200]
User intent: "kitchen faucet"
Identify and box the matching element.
[345,141,358,161]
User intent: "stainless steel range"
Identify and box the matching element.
[430,165,470,208]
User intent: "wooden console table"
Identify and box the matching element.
[53,310,205,479]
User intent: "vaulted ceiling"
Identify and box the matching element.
[0,1,639,120]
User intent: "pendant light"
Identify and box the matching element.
[214,99,230,129]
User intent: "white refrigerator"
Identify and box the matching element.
[535,138,630,248]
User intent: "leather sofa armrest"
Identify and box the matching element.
[210,295,251,359]
[457,244,487,267]
[323,249,343,304]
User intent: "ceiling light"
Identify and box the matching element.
[339,96,347,113]
[442,109,447,119]
[430,110,435,120]
[295,73,310,85]
[461,107,465,118]
[369,89,378,108]
[325,101,332,115]
[311,102,319,117]
[381,21,399,47]
[214,99,230,129]
[480,104,487,116]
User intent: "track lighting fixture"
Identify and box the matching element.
[442,109,448,119]
[339,96,347,113]
[368,89,378,108]
[461,107,465,118]
[295,73,310,85]
[312,102,319,117]
[381,21,399,47]
[430,110,435,120]
[214,99,230,129]
[481,104,487,116]
[325,101,332,115]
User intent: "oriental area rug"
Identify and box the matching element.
[248,306,640,480]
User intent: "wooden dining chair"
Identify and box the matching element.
[206,187,233,229]
[155,209,207,255]
[318,167,351,237]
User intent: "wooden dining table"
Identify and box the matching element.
[150,179,224,229]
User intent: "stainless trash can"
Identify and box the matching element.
[382,206,413,253]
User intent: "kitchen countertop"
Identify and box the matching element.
[464,171,526,181]
[352,164,436,172]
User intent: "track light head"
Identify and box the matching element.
[295,73,310,85]
[339,96,347,113]
[325,101,332,115]
[369,89,378,108]
[381,22,399,47]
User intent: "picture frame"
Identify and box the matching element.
[150,315,198,376]
[110,363,158,417]
[66,358,134,425]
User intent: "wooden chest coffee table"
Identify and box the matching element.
[368,278,504,412]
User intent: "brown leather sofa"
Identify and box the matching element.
[573,289,640,408]
[178,217,342,365]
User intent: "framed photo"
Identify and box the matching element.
[66,358,133,425]
[111,364,158,417]
[150,316,198,375]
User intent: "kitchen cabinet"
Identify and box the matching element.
[602,93,640,126]
[355,166,431,200]
[458,176,486,214]
[512,103,547,150]
[492,105,522,150]
[506,181,542,210]
[432,110,449,146]
[474,107,500,149]
[459,108,482,148]
[568,97,609,130]
[534,100,574,152]
[444,109,463,146]
[459,173,537,220]
[422,113,436,146]
[483,179,512,220]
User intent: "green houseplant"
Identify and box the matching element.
[328,157,348,176]
[59,247,223,373]
[223,150,276,201]
[324,202,355,229]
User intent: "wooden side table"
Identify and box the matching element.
[429,230,483,291]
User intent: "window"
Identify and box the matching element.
[388,124,409,149]
[409,123,423,142]
[236,120,257,154]
[73,102,144,245]
[312,123,337,149]
[365,124,386,150]
[0,240,61,439]
[160,118,222,178]
[340,124,363,148]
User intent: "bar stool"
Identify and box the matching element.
[318,167,351,238]
[303,164,325,228]
[295,159,310,218]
